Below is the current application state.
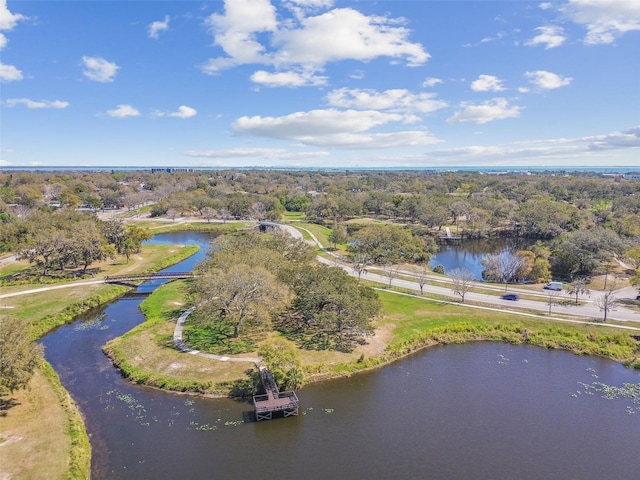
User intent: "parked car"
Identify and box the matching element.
[501,294,519,301]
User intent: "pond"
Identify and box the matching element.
[430,237,532,280]
[40,231,640,479]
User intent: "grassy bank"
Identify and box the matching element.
[0,242,200,479]
[103,280,254,396]
[103,282,640,397]
[2,243,199,338]
[0,363,90,480]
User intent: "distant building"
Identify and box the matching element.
[151,167,194,174]
[624,172,640,179]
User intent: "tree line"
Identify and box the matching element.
[1,169,639,285]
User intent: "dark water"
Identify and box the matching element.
[41,232,640,479]
[430,237,532,280]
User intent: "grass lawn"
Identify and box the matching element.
[0,365,90,480]
[105,280,640,395]
[1,243,199,337]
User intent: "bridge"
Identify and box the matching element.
[104,272,197,284]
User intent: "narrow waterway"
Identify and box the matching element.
[41,232,640,479]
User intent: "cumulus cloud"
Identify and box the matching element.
[526,25,566,48]
[0,0,26,31]
[148,16,170,39]
[422,77,442,88]
[232,108,439,148]
[560,0,640,45]
[251,69,327,87]
[153,106,198,118]
[447,98,522,124]
[105,104,140,118]
[470,75,505,92]
[326,88,447,114]
[525,70,572,90]
[82,56,119,82]
[202,0,428,78]
[0,2,26,73]
[5,98,69,109]
[0,63,23,82]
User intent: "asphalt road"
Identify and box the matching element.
[277,223,640,324]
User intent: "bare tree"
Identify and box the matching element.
[450,267,475,303]
[566,277,590,305]
[546,289,562,315]
[595,289,620,322]
[384,263,402,288]
[412,265,430,295]
[481,251,523,291]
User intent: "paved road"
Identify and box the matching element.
[275,223,640,324]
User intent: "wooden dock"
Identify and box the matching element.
[253,366,299,421]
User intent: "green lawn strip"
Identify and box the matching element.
[303,290,640,380]
[4,244,200,339]
[40,361,91,480]
[130,220,249,233]
[103,280,254,396]
[109,280,640,396]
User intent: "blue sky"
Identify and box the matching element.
[1,0,639,168]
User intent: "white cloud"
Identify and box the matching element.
[422,77,442,88]
[232,108,440,148]
[560,0,640,44]
[525,70,572,89]
[5,98,69,109]
[184,147,330,159]
[203,0,278,72]
[470,74,505,92]
[326,88,447,114]
[0,63,23,82]
[424,126,640,165]
[0,32,7,49]
[0,0,26,31]
[82,56,119,82]
[168,106,198,118]
[202,1,429,76]
[447,98,522,124]
[105,105,140,118]
[526,25,566,48]
[251,69,327,87]
[148,16,170,39]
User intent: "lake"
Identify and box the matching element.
[40,232,640,479]
[430,237,532,280]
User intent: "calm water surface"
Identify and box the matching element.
[430,237,532,280]
[41,232,640,479]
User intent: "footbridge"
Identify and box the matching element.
[104,272,197,284]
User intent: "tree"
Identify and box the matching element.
[291,266,381,351]
[193,264,288,338]
[410,264,430,295]
[450,267,475,303]
[566,277,590,305]
[328,220,348,250]
[481,251,523,291]
[0,316,44,396]
[350,224,430,266]
[551,228,626,279]
[595,289,620,322]
[258,338,305,390]
[545,289,562,315]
